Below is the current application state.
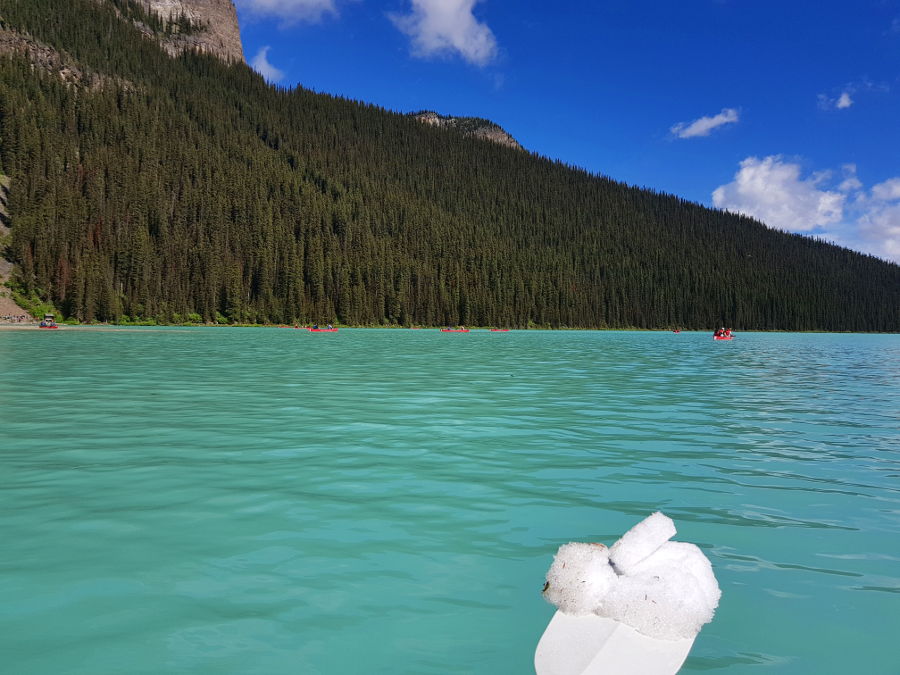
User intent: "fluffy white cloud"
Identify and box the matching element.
[838,164,863,192]
[858,202,900,259]
[712,156,843,232]
[871,177,900,201]
[713,156,900,262]
[390,0,498,66]
[835,91,853,109]
[251,46,284,82]
[860,178,900,259]
[236,0,337,24]
[670,108,739,139]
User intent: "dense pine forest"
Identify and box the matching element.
[0,0,898,330]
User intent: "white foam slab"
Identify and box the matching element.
[535,611,695,675]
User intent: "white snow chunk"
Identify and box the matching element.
[542,542,617,615]
[603,541,721,639]
[609,511,676,575]
[542,513,722,640]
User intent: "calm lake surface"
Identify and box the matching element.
[1,328,898,674]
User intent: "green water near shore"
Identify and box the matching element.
[1,328,898,673]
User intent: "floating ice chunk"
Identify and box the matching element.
[542,543,617,615]
[542,513,721,641]
[609,511,676,575]
[603,542,721,639]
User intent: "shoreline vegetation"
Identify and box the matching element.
[1,319,896,334]
[4,281,897,333]
[2,287,894,333]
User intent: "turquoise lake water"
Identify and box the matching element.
[1,328,898,674]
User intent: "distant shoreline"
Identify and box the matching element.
[0,324,196,332]
[1,323,897,334]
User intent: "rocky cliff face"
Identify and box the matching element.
[140,0,244,63]
[411,111,522,150]
[0,29,104,88]
[0,176,30,319]
[0,1,244,66]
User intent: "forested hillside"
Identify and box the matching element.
[1,0,898,330]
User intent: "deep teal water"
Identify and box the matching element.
[1,328,898,674]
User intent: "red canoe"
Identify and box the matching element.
[308,328,338,332]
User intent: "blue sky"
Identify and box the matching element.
[233,0,900,263]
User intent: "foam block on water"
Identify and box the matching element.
[609,511,676,575]
[542,543,617,615]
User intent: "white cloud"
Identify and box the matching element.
[871,177,900,201]
[838,164,863,192]
[670,108,739,139]
[251,46,284,82]
[713,155,900,262]
[819,81,891,110]
[819,91,854,110]
[712,156,843,232]
[390,0,498,67]
[236,0,337,24]
[858,202,900,260]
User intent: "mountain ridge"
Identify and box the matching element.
[0,0,896,330]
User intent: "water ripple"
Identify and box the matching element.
[1,329,898,674]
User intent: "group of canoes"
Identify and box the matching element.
[436,327,510,332]
[293,324,338,332]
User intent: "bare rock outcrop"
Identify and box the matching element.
[0,176,31,320]
[0,0,244,84]
[411,110,522,150]
[141,0,244,63]
[0,29,108,89]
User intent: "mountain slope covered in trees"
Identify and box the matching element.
[0,0,897,330]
